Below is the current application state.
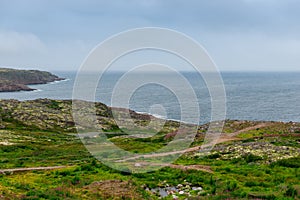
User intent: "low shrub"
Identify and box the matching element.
[285,185,297,197]
[272,157,300,168]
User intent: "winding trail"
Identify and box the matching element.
[116,123,272,162]
[214,122,271,144]
[0,123,272,174]
[0,166,66,174]
[135,162,213,173]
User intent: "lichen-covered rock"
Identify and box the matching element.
[0,99,162,133]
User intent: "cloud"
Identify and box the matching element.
[200,31,300,71]
[0,30,46,55]
[0,1,299,71]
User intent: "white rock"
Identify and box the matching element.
[192,187,202,191]
[134,163,141,167]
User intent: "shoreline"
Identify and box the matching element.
[0,98,299,126]
[0,68,65,92]
[0,78,67,93]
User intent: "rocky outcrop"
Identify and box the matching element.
[0,80,34,92]
[0,68,64,92]
[1,99,300,136]
[0,99,153,133]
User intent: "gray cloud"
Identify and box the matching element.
[0,0,299,71]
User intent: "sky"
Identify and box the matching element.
[0,0,300,72]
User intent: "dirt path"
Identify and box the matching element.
[133,161,213,173]
[228,123,270,137]
[0,166,66,174]
[151,162,212,173]
[0,124,272,174]
[167,164,213,173]
[214,122,271,144]
[117,123,272,162]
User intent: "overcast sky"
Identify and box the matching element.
[0,0,300,71]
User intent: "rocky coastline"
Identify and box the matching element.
[0,68,64,92]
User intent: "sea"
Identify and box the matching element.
[0,71,299,124]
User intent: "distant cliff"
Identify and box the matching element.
[0,68,64,92]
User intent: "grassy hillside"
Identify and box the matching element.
[0,99,299,199]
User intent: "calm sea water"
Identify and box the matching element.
[1,71,299,124]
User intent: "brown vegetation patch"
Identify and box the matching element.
[84,180,142,199]
[167,164,213,173]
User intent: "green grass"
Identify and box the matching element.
[0,100,299,199]
[1,127,299,199]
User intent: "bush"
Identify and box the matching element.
[211,185,217,195]
[243,154,262,163]
[226,181,238,191]
[285,185,297,197]
[71,175,80,185]
[15,160,24,167]
[209,175,216,186]
[273,157,300,168]
[245,181,258,187]
[57,170,71,176]
[207,153,221,159]
[47,100,61,110]
[80,163,93,171]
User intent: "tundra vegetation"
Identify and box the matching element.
[0,99,299,199]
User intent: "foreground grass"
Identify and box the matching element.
[0,127,299,199]
[0,100,299,199]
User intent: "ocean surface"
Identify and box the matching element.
[1,71,299,124]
